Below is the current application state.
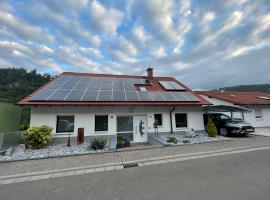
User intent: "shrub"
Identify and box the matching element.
[167,135,178,144]
[90,137,107,150]
[116,135,131,148]
[24,125,53,149]
[206,117,218,137]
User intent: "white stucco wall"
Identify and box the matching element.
[30,105,205,138]
[200,95,270,127]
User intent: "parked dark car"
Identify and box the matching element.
[203,113,255,136]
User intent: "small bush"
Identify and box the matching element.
[90,137,107,150]
[117,135,131,148]
[24,125,53,149]
[167,135,178,144]
[206,117,218,137]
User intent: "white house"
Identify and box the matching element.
[19,68,210,144]
[197,91,270,128]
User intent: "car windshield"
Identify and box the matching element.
[218,114,232,122]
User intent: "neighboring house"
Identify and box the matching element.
[197,91,270,128]
[18,68,209,143]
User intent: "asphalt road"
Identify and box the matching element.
[1,149,270,200]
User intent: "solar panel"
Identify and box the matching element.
[134,79,145,84]
[159,81,185,90]
[170,92,184,101]
[103,78,114,83]
[30,89,56,100]
[182,92,199,101]
[56,76,71,81]
[75,82,89,90]
[160,92,176,101]
[101,83,113,90]
[149,92,165,101]
[124,83,135,91]
[46,81,65,89]
[113,91,126,101]
[65,89,85,101]
[113,82,124,91]
[29,74,200,103]
[48,89,70,101]
[81,90,98,101]
[61,79,80,89]
[97,90,112,101]
[80,77,92,82]
[138,92,152,101]
[169,81,185,90]
[88,80,101,90]
[126,92,140,101]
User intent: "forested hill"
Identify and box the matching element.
[0,68,53,102]
[214,84,270,93]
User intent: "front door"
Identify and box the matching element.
[133,115,148,143]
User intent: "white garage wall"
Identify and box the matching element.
[242,105,270,127]
[30,105,205,137]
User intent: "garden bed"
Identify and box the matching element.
[160,134,230,145]
[0,143,109,161]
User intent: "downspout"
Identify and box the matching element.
[170,105,175,134]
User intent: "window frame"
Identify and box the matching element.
[255,108,263,119]
[154,114,163,127]
[175,113,188,128]
[95,115,109,132]
[56,115,75,133]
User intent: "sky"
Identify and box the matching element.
[0,0,270,90]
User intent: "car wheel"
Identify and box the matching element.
[220,128,228,136]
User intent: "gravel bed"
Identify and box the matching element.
[161,134,230,145]
[0,143,109,161]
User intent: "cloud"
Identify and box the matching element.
[0,11,54,42]
[89,0,124,35]
[0,0,269,89]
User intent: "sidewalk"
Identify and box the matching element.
[1,135,270,177]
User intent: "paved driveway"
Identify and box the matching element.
[253,127,270,137]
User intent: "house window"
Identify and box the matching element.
[255,109,263,119]
[56,116,74,133]
[154,114,163,126]
[95,115,108,132]
[117,116,133,141]
[117,116,133,132]
[139,86,147,91]
[175,113,187,128]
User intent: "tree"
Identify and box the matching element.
[206,117,218,137]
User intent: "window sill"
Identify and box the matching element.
[255,117,263,121]
[54,132,74,135]
[176,127,189,130]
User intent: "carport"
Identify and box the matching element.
[203,105,252,120]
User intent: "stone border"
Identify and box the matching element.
[0,138,234,163]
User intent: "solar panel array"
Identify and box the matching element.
[159,81,185,90]
[30,76,199,102]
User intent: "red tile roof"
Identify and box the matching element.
[18,72,210,105]
[197,91,270,105]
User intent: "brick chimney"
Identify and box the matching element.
[147,67,153,79]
